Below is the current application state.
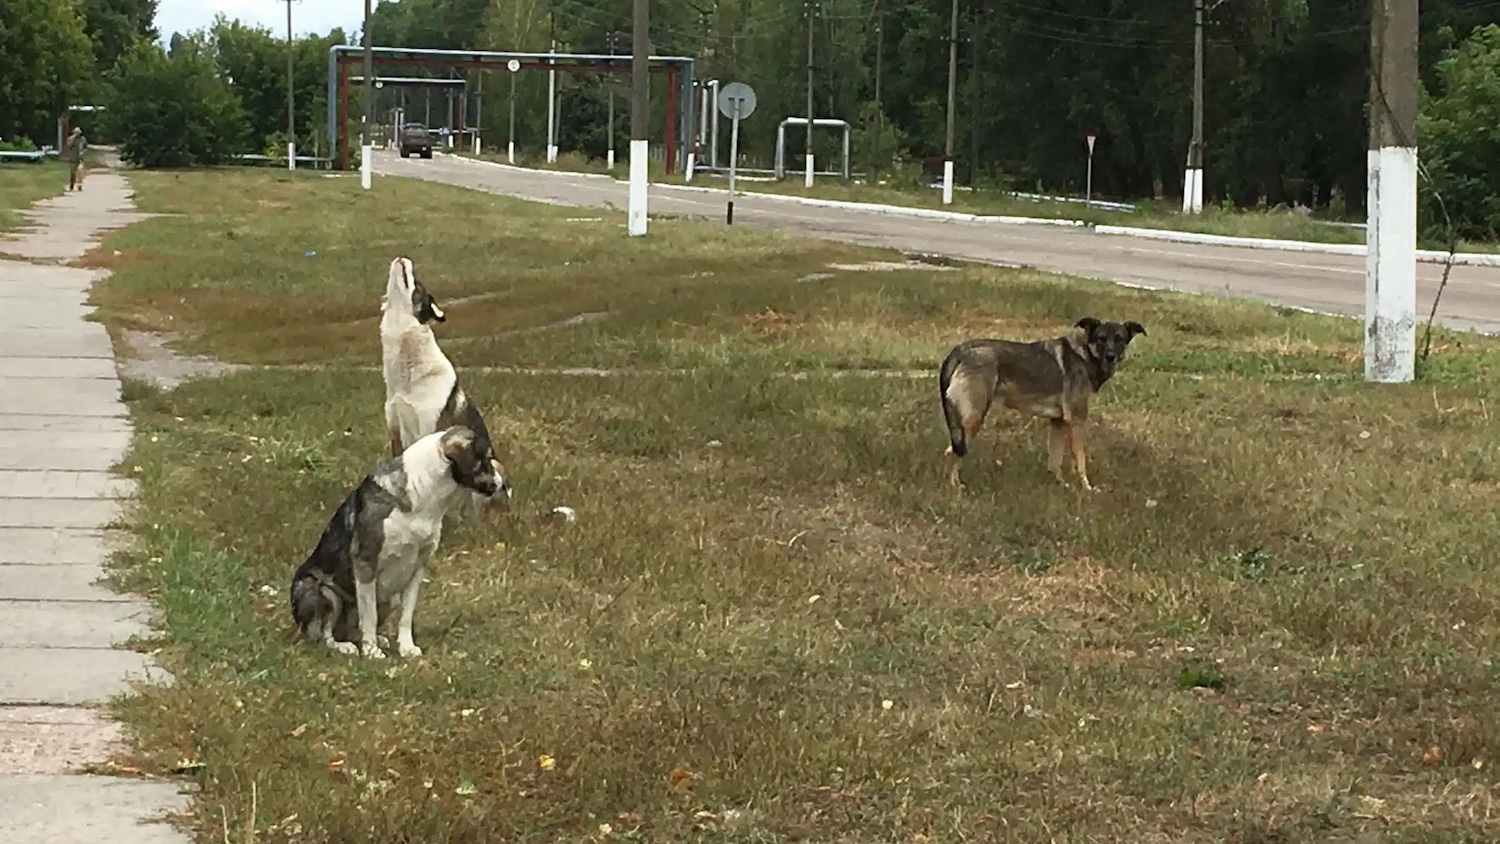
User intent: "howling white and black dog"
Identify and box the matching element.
[290,426,501,658]
[380,256,510,519]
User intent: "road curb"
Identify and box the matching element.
[651,182,1089,227]
[1095,225,1500,267]
[444,153,1500,264]
[451,154,1087,227]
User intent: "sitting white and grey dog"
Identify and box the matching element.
[290,425,502,659]
[380,255,510,519]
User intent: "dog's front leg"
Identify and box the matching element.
[1048,419,1071,487]
[395,568,425,658]
[322,589,358,655]
[1069,419,1095,492]
[354,576,385,659]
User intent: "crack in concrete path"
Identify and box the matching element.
[0,150,192,842]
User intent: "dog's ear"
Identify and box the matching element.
[413,285,446,323]
[1125,320,1146,338]
[1075,317,1101,337]
[438,426,475,461]
[424,291,446,323]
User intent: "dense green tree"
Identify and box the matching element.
[106,38,250,167]
[1420,23,1500,242]
[80,0,159,78]
[0,0,94,146]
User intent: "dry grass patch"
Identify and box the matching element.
[89,166,1500,843]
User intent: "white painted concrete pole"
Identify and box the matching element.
[941,0,959,205]
[546,39,558,163]
[1183,0,1205,214]
[1364,0,1418,383]
[628,0,650,236]
[360,0,373,191]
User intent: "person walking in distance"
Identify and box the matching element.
[64,127,87,191]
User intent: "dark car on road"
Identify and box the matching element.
[399,123,433,159]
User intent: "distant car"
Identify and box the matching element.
[399,123,433,159]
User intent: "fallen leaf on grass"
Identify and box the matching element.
[538,754,556,771]
[669,767,696,792]
[1424,744,1445,767]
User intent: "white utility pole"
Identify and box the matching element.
[360,0,373,190]
[1365,0,1419,383]
[941,0,959,204]
[628,0,650,235]
[1183,0,1205,213]
[284,0,297,171]
[546,36,559,163]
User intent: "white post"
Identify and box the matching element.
[507,141,515,164]
[1364,0,1417,383]
[546,42,558,163]
[1366,148,1417,382]
[804,152,814,188]
[686,152,696,181]
[628,139,649,236]
[727,106,741,224]
[473,135,480,155]
[941,160,954,205]
[361,143,373,190]
[607,149,615,169]
[1181,168,1203,214]
[287,140,296,171]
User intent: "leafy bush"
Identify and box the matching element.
[0,137,40,153]
[1419,24,1500,242]
[105,39,249,168]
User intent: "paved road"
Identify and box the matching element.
[0,155,190,842]
[374,151,1500,334]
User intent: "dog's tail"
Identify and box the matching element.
[939,349,968,457]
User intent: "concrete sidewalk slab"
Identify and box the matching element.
[0,708,126,776]
[0,329,115,360]
[0,601,154,649]
[0,377,123,417]
[0,470,134,499]
[0,566,128,602]
[0,528,120,565]
[0,649,170,706]
[0,157,191,842]
[0,774,190,842]
[0,357,119,379]
[0,414,132,432]
[0,499,125,530]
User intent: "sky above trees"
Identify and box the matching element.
[154,0,362,40]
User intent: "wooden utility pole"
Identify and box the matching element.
[629,0,650,235]
[1365,0,1419,382]
[942,0,959,204]
[1183,0,1204,214]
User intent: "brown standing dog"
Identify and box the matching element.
[938,317,1146,491]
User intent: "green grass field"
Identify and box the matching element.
[86,167,1500,842]
[0,160,67,232]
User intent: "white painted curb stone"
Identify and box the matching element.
[1095,224,1500,267]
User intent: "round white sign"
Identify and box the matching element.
[507,59,521,73]
[717,82,757,120]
